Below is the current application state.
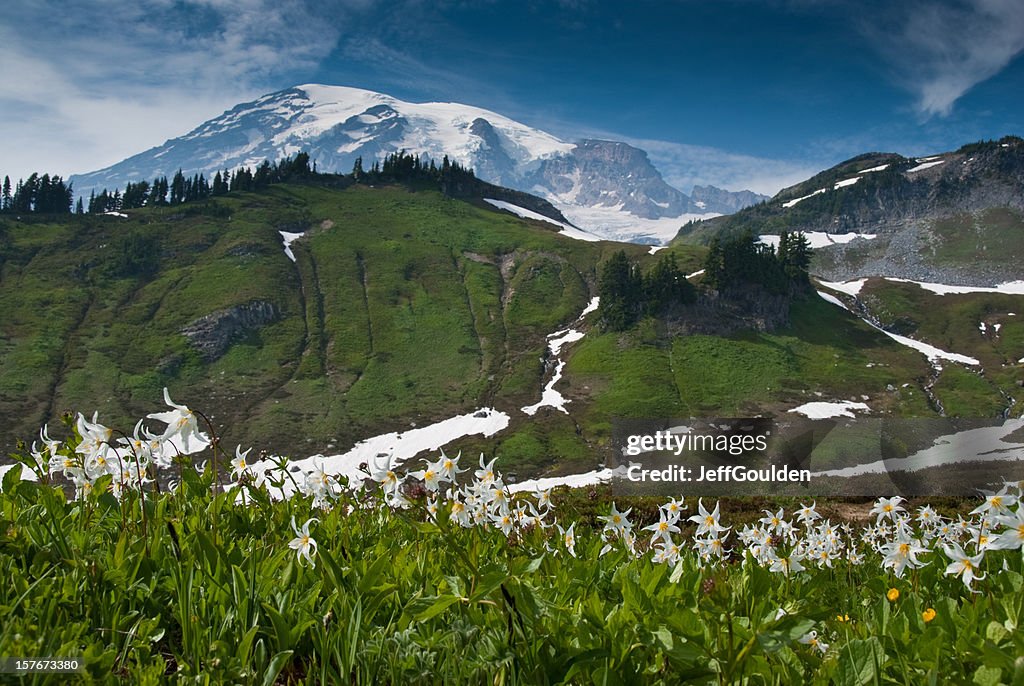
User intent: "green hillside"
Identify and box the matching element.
[2,181,1018,479]
[0,184,631,459]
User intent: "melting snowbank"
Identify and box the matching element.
[789,401,870,419]
[279,231,304,262]
[521,297,598,416]
[507,466,624,493]
[816,291,980,366]
[483,199,603,242]
[249,407,511,495]
[759,232,876,250]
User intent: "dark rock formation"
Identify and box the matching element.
[181,300,280,361]
[664,286,793,337]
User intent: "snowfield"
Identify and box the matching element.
[483,199,602,242]
[788,401,870,419]
[759,232,876,250]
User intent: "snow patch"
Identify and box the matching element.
[858,164,889,174]
[789,401,870,419]
[522,297,597,416]
[816,291,848,310]
[521,360,571,416]
[507,466,624,493]
[686,269,705,280]
[819,278,868,296]
[782,188,826,208]
[759,232,876,250]
[884,278,1024,296]
[817,289,980,366]
[648,246,666,255]
[248,407,511,495]
[279,231,304,262]
[483,198,602,242]
[833,177,861,189]
[103,211,128,218]
[906,160,945,172]
[576,296,600,320]
[812,418,1024,479]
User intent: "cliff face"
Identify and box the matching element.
[530,139,699,219]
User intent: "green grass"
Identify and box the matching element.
[566,294,936,439]
[926,208,1024,266]
[857,279,1024,415]
[0,185,610,462]
[2,433,1022,685]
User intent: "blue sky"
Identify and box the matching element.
[2,0,1022,195]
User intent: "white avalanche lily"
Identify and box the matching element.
[991,508,1024,550]
[869,496,906,524]
[231,446,253,481]
[288,516,319,567]
[688,498,729,536]
[799,630,828,654]
[147,388,211,455]
[943,543,985,591]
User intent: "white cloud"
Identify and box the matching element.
[867,0,1024,117]
[0,0,353,182]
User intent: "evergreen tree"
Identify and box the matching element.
[212,171,227,195]
[170,170,185,204]
[779,231,811,285]
[2,176,10,211]
[253,160,272,188]
[75,197,84,214]
[598,250,642,331]
[643,253,695,314]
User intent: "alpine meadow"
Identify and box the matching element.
[2,2,1024,683]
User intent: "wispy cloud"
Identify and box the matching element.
[865,0,1024,117]
[0,0,359,181]
[632,139,820,197]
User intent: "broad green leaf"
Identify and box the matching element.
[837,637,885,686]
[261,650,293,686]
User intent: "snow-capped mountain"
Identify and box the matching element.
[69,84,766,242]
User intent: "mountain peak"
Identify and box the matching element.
[68,84,765,242]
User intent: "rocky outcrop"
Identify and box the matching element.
[664,287,793,336]
[181,300,280,361]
